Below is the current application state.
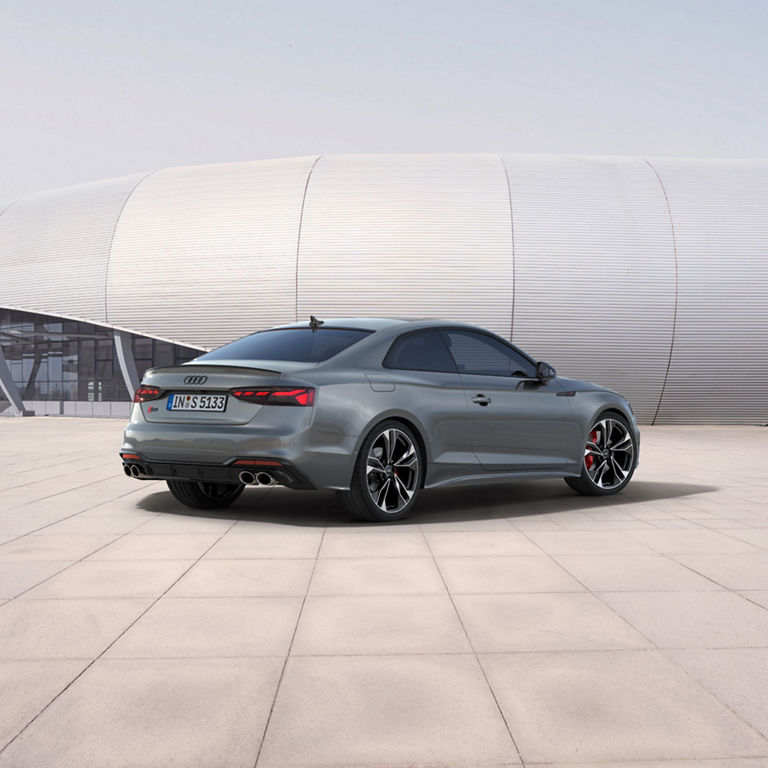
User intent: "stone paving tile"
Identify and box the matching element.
[0,561,74,599]
[0,660,90,749]
[167,558,314,597]
[3,419,768,768]
[0,598,151,660]
[740,591,768,610]
[257,654,519,767]
[318,529,430,558]
[128,513,234,535]
[717,528,768,550]
[292,595,471,655]
[423,530,541,556]
[553,553,723,592]
[538,758,768,767]
[481,650,768,764]
[35,514,151,536]
[522,530,655,555]
[105,596,301,658]
[666,648,768,741]
[204,529,321,559]
[436,555,584,594]
[454,593,650,652]
[0,658,282,768]
[600,591,768,648]
[86,533,220,561]
[623,529,762,554]
[309,557,445,595]
[22,560,194,599]
[671,553,768,590]
[0,535,116,562]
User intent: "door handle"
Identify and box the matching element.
[472,394,491,406]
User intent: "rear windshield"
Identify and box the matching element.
[195,328,373,363]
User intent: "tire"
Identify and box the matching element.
[337,420,423,522]
[166,479,244,509]
[565,412,637,496]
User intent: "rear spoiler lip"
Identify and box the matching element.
[143,364,282,377]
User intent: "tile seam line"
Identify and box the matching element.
[517,527,768,748]
[103,168,161,323]
[252,515,328,768]
[0,485,153,549]
[644,158,679,426]
[0,513,155,605]
[0,513,242,756]
[417,518,526,767]
[294,155,324,323]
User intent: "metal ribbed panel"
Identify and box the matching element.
[652,158,768,424]
[0,174,144,324]
[296,154,514,338]
[502,155,675,424]
[106,157,319,348]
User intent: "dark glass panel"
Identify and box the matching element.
[154,343,174,367]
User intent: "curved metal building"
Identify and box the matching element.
[1,153,766,424]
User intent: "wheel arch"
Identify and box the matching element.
[351,412,430,489]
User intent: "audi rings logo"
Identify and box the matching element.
[183,375,208,385]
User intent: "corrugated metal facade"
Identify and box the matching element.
[0,154,766,424]
[649,159,768,424]
[0,174,144,323]
[106,158,319,347]
[503,155,676,423]
[296,154,515,338]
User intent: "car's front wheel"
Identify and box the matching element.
[166,479,244,509]
[337,420,423,522]
[565,413,637,496]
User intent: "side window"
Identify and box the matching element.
[442,330,537,378]
[383,330,458,373]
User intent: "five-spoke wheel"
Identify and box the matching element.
[566,413,637,496]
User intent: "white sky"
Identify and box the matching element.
[1,0,767,202]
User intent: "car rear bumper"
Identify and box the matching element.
[121,410,358,490]
[119,454,316,489]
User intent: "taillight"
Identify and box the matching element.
[229,387,315,406]
[133,385,163,403]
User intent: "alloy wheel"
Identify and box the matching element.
[365,428,419,514]
[584,418,635,490]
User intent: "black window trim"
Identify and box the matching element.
[382,325,538,377]
[382,327,459,373]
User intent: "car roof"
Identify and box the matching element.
[271,317,481,333]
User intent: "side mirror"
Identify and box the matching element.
[536,361,556,381]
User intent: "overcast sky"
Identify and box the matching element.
[1,0,767,202]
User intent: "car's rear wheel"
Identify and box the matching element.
[337,420,423,522]
[565,413,637,496]
[166,479,244,509]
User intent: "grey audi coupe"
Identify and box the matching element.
[120,317,639,522]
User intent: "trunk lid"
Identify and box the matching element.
[139,363,283,425]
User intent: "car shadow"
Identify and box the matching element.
[134,479,719,528]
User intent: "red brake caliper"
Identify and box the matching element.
[585,429,598,470]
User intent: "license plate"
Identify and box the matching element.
[167,394,228,412]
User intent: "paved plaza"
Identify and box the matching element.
[1,417,768,767]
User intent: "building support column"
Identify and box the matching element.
[113,330,139,397]
[0,344,33,416]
